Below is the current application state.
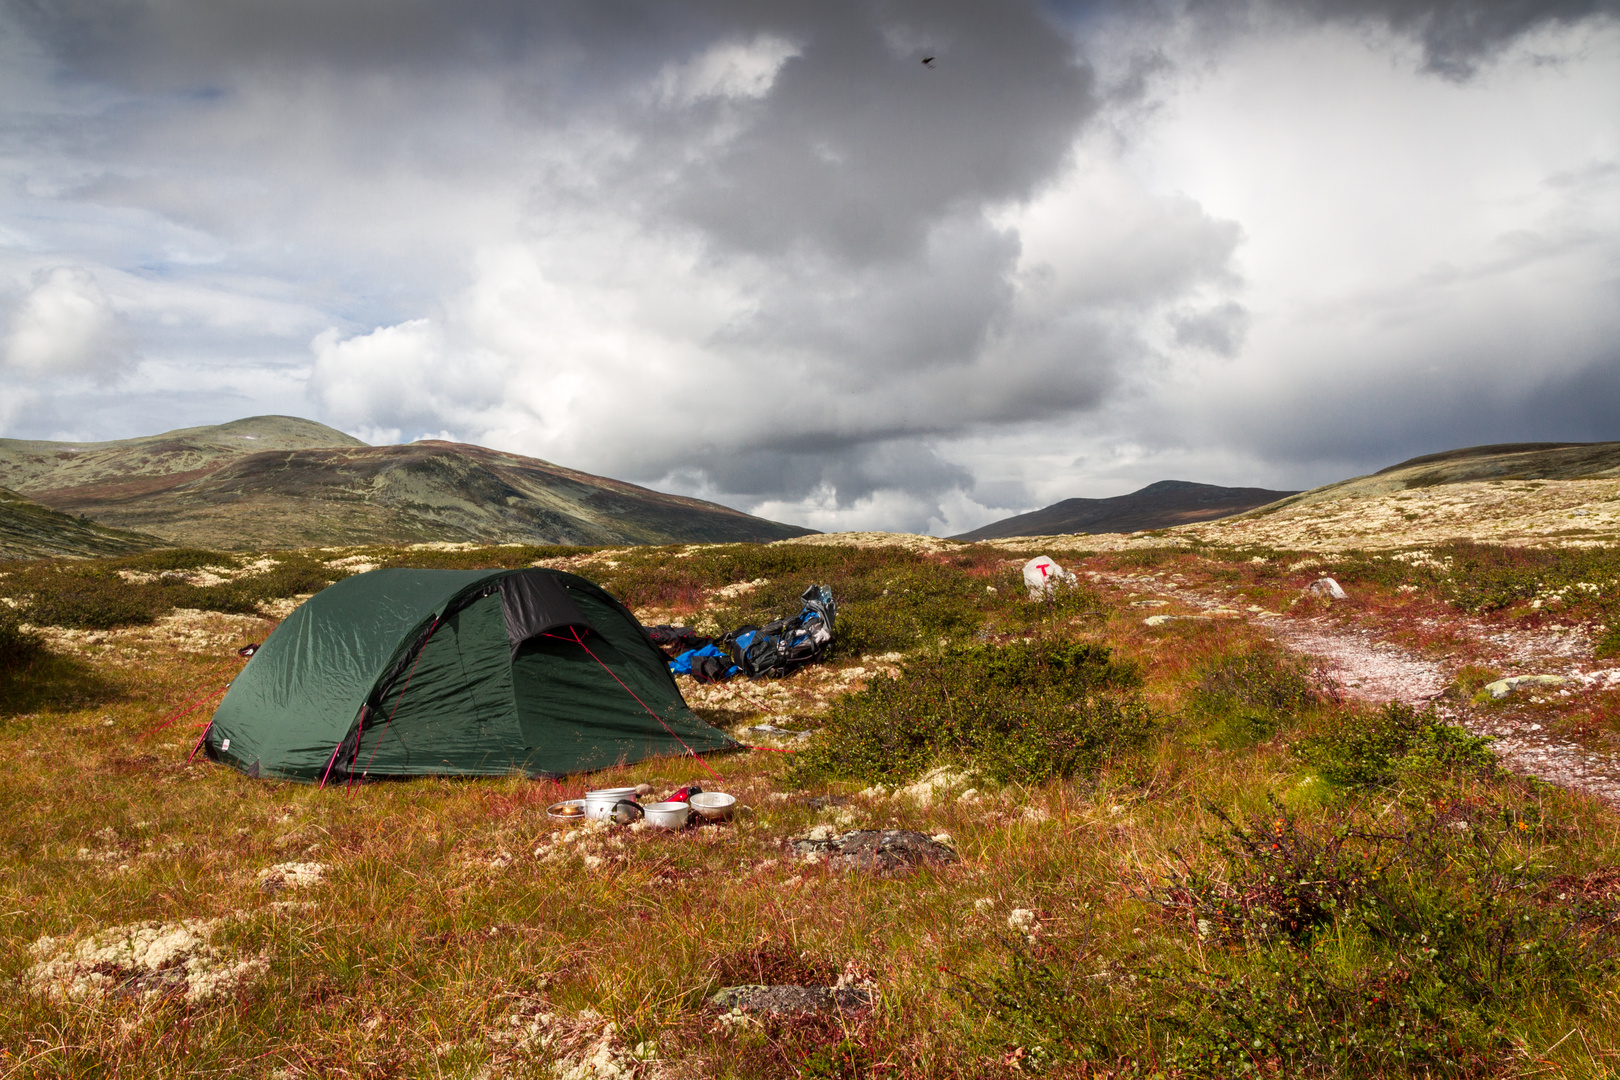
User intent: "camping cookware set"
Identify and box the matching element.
[547,784,732,830]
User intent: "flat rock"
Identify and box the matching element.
[1484,674,1571,699]
[709,984,876,1015]
[786,829,957,874]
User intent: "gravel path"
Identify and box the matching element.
[1096,569,1620,810]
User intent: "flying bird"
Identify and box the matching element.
[921,56,936,67]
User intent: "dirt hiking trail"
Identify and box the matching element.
[1092,568,1620,810]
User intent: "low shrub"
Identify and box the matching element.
[958,938,1132,1071]
[178,554,346,614]
[106,548,230,573]
[1450,664,1505,698]
[1191,646,1329,745]
[964,801,1620,1075]
[829,562,994,655]
[1298,702,1497,788]
[1138,802,1619,1077]
[381,544,595,570]
[787,639,1151,785]
[18,567,166,629]
[2,552,349,628]
[0,612,45,673]
[1438,542,1620,617]
[1597,623,1620,661]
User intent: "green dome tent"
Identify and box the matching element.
[203,567,736,783]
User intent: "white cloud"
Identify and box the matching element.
[3,266,131,377]
[653,35,799,106]
[307,318,511,436]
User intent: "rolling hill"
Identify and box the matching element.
[951,479,1300,541]
[1245,441,1620,515]
[0,487,169,561]
[0,416,812,550]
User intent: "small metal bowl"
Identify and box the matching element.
[547,799,587,822]
[643,800,691,830]
[688,791,736,821]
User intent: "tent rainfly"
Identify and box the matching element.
[203,567,737,782]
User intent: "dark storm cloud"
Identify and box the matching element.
[683,439,974,506]
[1156,0,1620,75]
[1276,0,1620,76]
[661,1,1095,262]
[10,0,1611,532]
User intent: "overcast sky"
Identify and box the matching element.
[2,0,1616,534]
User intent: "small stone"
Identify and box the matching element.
[1144,614,1211,627]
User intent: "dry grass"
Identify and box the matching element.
[2,539,1618,1077]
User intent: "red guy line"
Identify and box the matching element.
[187,720,214,764]
[142,681,233,740]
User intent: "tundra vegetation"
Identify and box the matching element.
[0,538,1617,1077]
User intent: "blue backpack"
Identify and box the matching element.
[720,585,837,678]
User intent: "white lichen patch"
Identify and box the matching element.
[256,861,327,891]
[23,919,267,1004]
[773,531,961,553]
[324,554,379,574]
[710,577,769,600]
[493,1004,655,1078]
[894,765,974,806]
[33,608,267,660]
[1007,908,1043,942]
[260,596,312,619]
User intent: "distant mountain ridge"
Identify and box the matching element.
[0,416,812,551]
[952,480,1300,541]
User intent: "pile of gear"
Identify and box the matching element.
[646,585,836,683]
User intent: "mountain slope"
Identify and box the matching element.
[1,417,812,549]
[1247,441,1620,516]
[952,480,1300,541]
[0,487,169,560]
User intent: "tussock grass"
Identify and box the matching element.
[1,540,1617,1077]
